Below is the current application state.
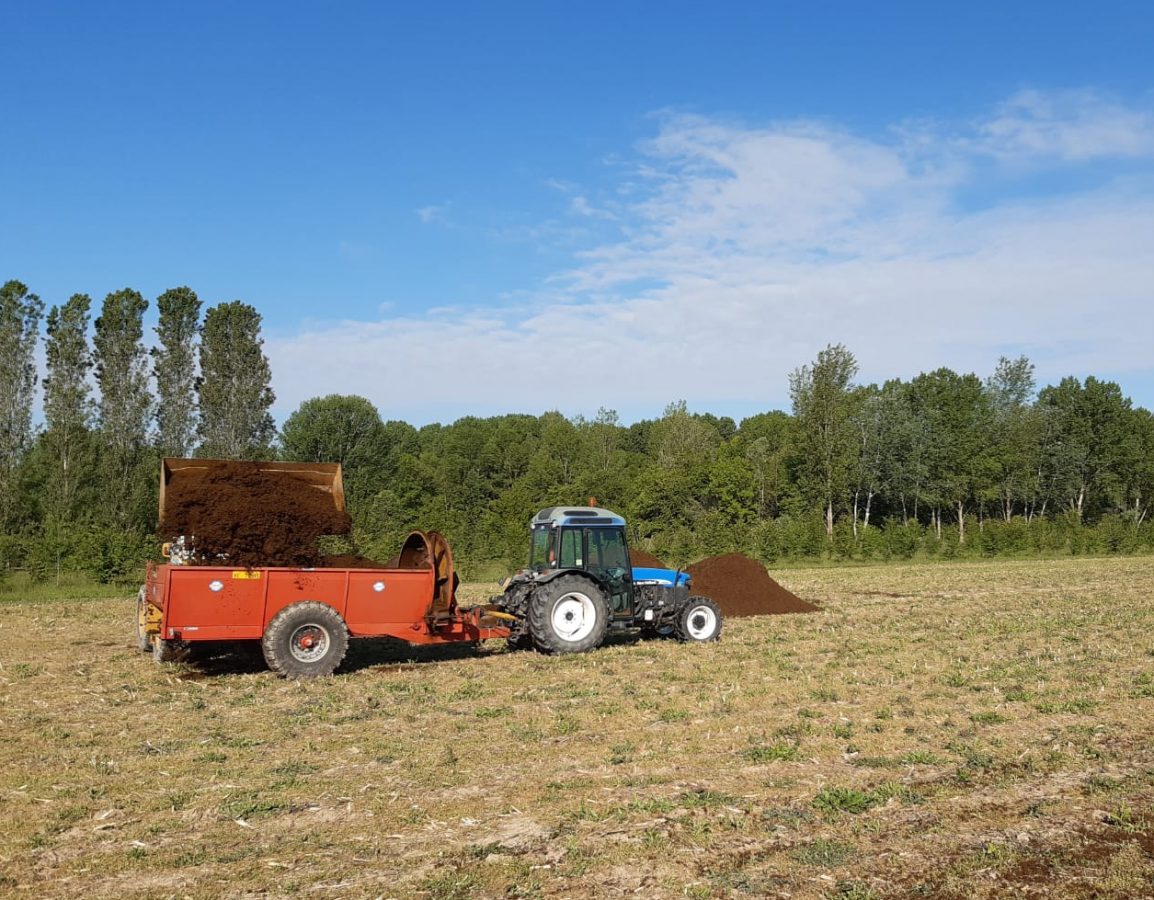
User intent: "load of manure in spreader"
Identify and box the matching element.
[630,548,816,617]
[161,461,362,568]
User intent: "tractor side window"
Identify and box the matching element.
[529,526,553,571]
[586,528,628,572]
[558,528,582,568]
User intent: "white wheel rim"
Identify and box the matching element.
[551,592,596,642]
[289,623,331,663]
[686,606,717,640]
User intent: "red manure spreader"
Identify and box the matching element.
[137,459,512,677]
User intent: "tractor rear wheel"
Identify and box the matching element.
[262,601,349,678]
[528,576,609,655]
[675,597,722,643]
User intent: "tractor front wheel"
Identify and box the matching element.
[528,576,609,655]
[262,601,349,678]
[675,597,723,643]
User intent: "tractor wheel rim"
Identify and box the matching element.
[686,606,717,640]
[289,624,330,662]
[551,593,596,641]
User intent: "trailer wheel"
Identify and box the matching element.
[262,602,349,678]
[528,576,609,655]
[153,637,191,665]
[136,588,152,653]
[675,597,722,643]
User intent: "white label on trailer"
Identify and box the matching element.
[208,580,224,592]
[373,581,386,592]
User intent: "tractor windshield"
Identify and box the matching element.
[529,525,554,571]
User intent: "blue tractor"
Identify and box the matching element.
[496,506,723,653]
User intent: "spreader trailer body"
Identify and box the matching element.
[140,528,514,677]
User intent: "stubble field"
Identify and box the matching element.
[2,556,1153,898]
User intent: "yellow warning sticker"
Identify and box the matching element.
[232,570,262,580]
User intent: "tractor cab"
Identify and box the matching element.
[528,507,635,616]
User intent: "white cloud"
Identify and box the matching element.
[268,90,1154,424]
[975,89,1154,162]
[415,203,449,225]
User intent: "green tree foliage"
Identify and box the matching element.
[280,394,395,513]
[986,356,1042,521]
[94,288,153,526]
[1037,376,1135,520]
[4,287,1154,583]
[42,294,96,523]
[0,280,43,529]
[907,368,993,541]
[789,344,860,538]
[152,286,202,457]
[197,301,275,458]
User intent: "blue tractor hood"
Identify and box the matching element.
[632,566,691,587]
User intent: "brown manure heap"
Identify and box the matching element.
[686,553,817,618]
[630,548,668,568]
[161,462,353,568]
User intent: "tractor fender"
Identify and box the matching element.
[531,569,604,590]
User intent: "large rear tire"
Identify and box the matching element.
[262,601,349,678]
[675,596,722,643]
[528,575,609,654]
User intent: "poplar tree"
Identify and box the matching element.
[42,294,95,522]
[0,280,43,528]
[986,356,1040,520]
[94,288,152,523]
[197,301,275,458]
[152,287,202,457]
[789,344,859,538]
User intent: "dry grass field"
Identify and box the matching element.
[2,557,1153,899]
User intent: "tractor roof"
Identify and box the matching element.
[532,506,626,528]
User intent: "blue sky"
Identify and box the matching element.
[2,1,1152,423]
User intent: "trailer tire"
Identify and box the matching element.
[675,596,722,643]
[153,637,191,665]
[136,588,152,653]
[262,602,349,679]
[528,576,609,655]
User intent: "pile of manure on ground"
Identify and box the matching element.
[629,548,669,568]
[160,462,352,568]
[685,552,817,617]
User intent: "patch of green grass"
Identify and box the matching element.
[899,749,942,765]
[1034,698,1099,714]
[743,742,801,763]
[791,838,855,867]
[813,787,878,816]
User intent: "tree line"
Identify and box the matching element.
[2,278,1152,583]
